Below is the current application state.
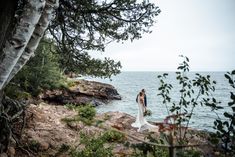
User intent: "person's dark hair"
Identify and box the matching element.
[139,92,143,96]
[141,89,145,92]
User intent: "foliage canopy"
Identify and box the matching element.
[48,0,161,77]
[0,0,160,79]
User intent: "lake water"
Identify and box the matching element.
[86,71,233,132]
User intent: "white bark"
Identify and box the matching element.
[0,0,46,90]
[6,0,59,85]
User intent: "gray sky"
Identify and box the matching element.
[94,0,235,71]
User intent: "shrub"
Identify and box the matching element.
[131,141,168,157]
[213,70,235,155]
[29,140,40,152]
[62,104,96,125]
[70,133,113,157]
[78,105,96,125]
[176,149,202,157]
[66,80,77,88]
[103,113,111,121]
[102,130,125,142]
[157,55,219,143]
[5,84,32,100]
[64,103,78,111]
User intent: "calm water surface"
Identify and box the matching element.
[85,71,233,132]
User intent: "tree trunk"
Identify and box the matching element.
[0,0,60,153]
[6,0,59,85]
[0,0,46,90]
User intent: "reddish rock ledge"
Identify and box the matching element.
[7,103,220,157]
[39,79,121,106]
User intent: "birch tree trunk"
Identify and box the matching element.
[6,0,59,85]
[0,0,46,90]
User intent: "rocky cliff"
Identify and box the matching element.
[39,79,121,106]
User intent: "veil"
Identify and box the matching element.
[131,94,158,132]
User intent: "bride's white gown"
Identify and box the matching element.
[131,95,158,132]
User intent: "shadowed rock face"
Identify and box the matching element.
[39,79,121,106]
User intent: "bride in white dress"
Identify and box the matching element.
[131,92,158,132]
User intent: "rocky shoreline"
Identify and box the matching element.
[0,79,225,157]
[39,79,121,106]
[10,103,142,157]
[5,103,217,157]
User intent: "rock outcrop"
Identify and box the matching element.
[14,103,143,157]
[39,79,121,106]
[11,103,217,157]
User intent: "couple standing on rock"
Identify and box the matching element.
[132,89,158,132]
[136,89,147,113]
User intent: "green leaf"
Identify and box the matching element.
[186,57,189,62]
[225,74,231,80]
[216,106,223,110]
[224,112,232,118]
[177,66,184,70]
[201,89,204,94]
[223,121,229,127]
[230,92,235,100]
[232,119,235,125]
[232,70,235,75]
[228,101,235,106]
[212,98,216,103]
[225,74,234,85]
[229,79,234,85]
[232,107,235,112]
[163,73,168,77]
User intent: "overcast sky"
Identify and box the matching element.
[93,0,235,72]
